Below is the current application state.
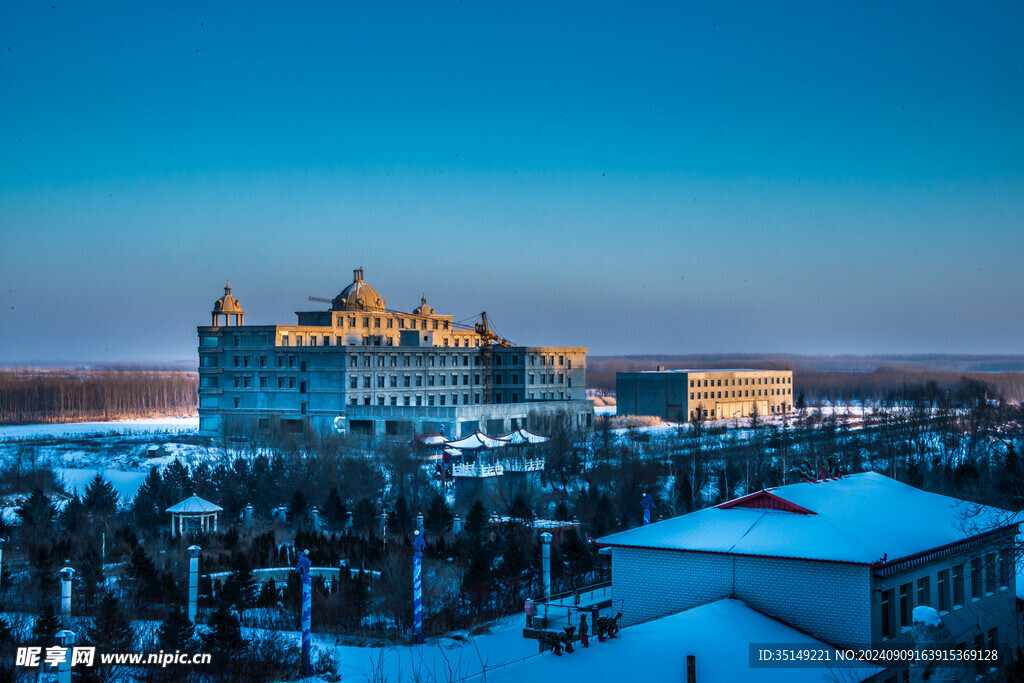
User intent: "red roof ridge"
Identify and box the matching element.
[716,489,817,515]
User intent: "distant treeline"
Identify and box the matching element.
[0,369,198,425]
[588,355,1024,404]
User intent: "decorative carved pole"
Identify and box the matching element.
[295,549,313,676]
[641,492,654,525]
[0,538,5,594]
[413,530,425,644]
[187,545,201,624]
[59,567,75,628]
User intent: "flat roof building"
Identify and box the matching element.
[197,271,592,439]
[616,368,793,422]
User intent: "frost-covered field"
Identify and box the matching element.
[0,416,205,503]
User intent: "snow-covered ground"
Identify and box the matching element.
[0,416,198,440]
[0,416,204,502]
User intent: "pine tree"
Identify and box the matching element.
[322,487,347,528]
[465,499,488,538]
[130,466,166,531]
[221,552,255,609]
[84,474,119,516]
[87,593,135,653]
[424,493,452,535]
[31,603,61,647]
[17,489,55,544]
[126,545,160,608]
[288,489,308,526]
[77,544,105,611]
[203,603,244,653]
[60,494,88,535]
[157,607,195,652]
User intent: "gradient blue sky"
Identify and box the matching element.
[1,1,1022,362]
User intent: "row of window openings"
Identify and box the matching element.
[692,388,792,399]
[880,551,1011,639]
[349,393,504,407]
[214,334,571,369]
[344,390,566,407]
[691,377,790,388]
[279,333,476,348]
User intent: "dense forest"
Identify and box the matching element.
[0,369,198,425]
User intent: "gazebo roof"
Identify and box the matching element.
[166,494,223,514]
[497,428,550,445]
[444,430,509,451]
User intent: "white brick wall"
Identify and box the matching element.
[611,547,873,645]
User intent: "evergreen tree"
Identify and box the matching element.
[203,603,244,653]
[288,489,308,526]
[31,603,61,647]
[87,593,135,652]
[84,593,135,683]
[17,489,55,544]
[76,543,105,611]
[465,500,489,538]
[60,494,88,535]
[29,544,57,608]
[322,487,347,528]
[388,496,412,533]
[508,494,532,522]
[220,552,255,609]
[130,466,166,532]
[423,493,452,535]
[125,545,161,608]
[257,578,279,608]
[157,607,196,652]
[84,474,119,516]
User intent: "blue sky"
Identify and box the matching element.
[1,1,1022,362]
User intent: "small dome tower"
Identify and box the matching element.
[212,281,244,326]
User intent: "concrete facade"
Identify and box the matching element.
[610,546,874,646]
[197,272,593,438]
[616,368,794,421]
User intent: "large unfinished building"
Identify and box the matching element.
[197,270,592,438]
[616,368,794,422]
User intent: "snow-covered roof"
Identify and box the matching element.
[598,472,1017,566]
[416,434,447,446]
[443,447,462,457]
[490,599,879,683]
[497,428,550,445]
[444,430,508,450]
[166,494,223,514]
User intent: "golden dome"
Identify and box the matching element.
[332,268,386,312]
[213,281,243,314]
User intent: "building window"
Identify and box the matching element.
[350,376,358,389]
[970,558,982,600]
[952,564,965,607]
[1000,548,1011,587]
[881,589,893,638]
[899,583,911,628]
[310,336,317,346]
[916,577,930,607]
[985,553,996,594]
[259,376,267,388]
[937,569,950,612]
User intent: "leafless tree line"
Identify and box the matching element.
[0,368,198,425]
